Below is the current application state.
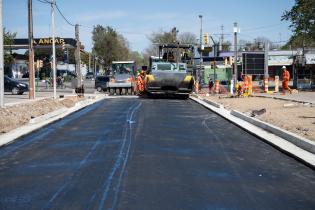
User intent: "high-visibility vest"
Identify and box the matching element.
[282,70,290,81]
[137,75,145,92]
[244,76,249,90]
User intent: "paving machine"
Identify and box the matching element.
[108,61,136,95]
[145,44,195,99]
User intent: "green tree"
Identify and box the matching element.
[4,28,17,66]
[92,25,130,69]
[128,51,146,68]
[282,0,315,47]
[80,51,90,66]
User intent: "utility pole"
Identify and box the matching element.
[0,0,4,108]
[88,52,91,72]
[66,47,69,71]
[94,55,96,76]
[264,42,269,78]
[28,0,35,99]
[198,15,203,92]
[51,0,57,99]
[75,24,82,88]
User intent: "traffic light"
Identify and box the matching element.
[36,60,40,69]
[203,33,209,45]
[36,60,43,69]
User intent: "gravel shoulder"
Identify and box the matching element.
[200,93,315,142]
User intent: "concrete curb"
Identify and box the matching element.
[190,95,315,168]
[0,95,106,147]
[29,108,68,124]
[230,110,315,154]
[204,99,222,108]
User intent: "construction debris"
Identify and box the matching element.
[251,108,266,117]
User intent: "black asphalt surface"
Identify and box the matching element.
[0,98,314,210]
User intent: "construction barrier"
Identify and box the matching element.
[215,80,220,94]
[275,76,279,92]
[264,78,269,93]
[230,79,234,95]
[248,75,253,95]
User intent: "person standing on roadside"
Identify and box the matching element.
[208,77,214,94]
[281,66,292,94]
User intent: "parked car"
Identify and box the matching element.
[4,75,29,95]
[85,72,94,80]
[95,76,109,92]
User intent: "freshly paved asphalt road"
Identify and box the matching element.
[0,98,314,210]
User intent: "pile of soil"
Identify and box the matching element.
[0,96,82,134]
[202,94,315,141]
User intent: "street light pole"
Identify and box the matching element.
[198,15,203,92]
[51,0,57,99]
[209,35,217,82]
[233,22,238,83]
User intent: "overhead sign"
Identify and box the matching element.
[12,38,77,47]
[33,38,65,45]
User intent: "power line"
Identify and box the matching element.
[37,0,75,27]
[36,0,51,4]
[55,1,75,26]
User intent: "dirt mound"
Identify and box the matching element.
[0,96,82,134]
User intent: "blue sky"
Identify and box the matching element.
[4,0,295,53]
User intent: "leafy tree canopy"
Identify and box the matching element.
[92,25,130,69]
[4,28,17,65]
[282,0,315,47]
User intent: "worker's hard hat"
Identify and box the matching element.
[282,66,286,69]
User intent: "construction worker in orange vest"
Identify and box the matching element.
[137,70,145,95]
[281,66,292,94]
[242,74,250,96]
